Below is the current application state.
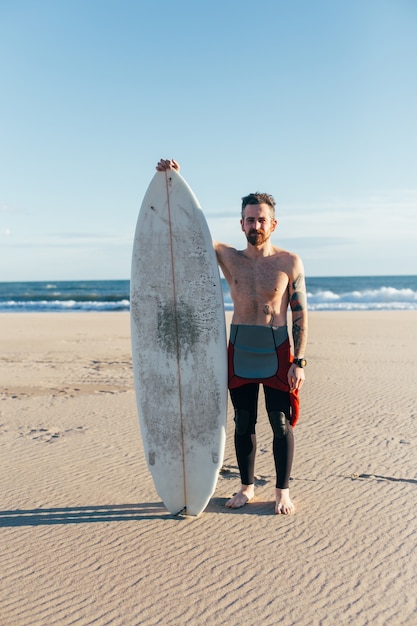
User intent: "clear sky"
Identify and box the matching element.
[1,0,416,281]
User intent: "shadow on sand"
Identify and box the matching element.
[0,502,176,526]
[0,497,282,525]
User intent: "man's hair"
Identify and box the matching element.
[241,192,276,218]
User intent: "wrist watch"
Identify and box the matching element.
[293,357,307,368]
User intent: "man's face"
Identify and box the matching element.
[240,203,277,246]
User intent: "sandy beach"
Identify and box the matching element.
[1,311,416,625]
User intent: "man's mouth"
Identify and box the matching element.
[247,230,265,245]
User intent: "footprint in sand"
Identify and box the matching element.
[19,425,86,443]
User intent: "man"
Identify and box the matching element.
[156,159,308,514]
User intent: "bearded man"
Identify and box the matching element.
[156,159,308,514]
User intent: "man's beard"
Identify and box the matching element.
[246,229,269,246]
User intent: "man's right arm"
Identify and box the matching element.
[155,160,230,273]
[213,241,235,282]
[156,158,180,172]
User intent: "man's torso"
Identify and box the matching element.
[217,245,293,326]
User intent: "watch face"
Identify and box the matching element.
[295,358,307,367]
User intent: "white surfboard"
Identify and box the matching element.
[130,169,227,516]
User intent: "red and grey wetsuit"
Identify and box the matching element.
[227,324,299,489]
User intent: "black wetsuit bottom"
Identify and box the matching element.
[229,383,294,490]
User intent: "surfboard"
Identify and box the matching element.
[130,169,227,516]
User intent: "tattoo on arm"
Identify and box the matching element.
[292,274,304,290]
[290,273,307,312]
[293,322,302,352]
[292,317,307,356]
[290,274,308,355]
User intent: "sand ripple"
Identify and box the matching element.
[0,312,416,625]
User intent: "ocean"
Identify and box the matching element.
[1,276,417,313]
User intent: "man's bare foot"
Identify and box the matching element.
[275,488,295,515]
[225,484,255,509]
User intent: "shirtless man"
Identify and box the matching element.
[156,159,308,514]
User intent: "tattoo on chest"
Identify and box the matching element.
[263,304,275,325]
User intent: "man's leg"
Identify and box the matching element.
[264,386,295,514]
[226,384,259,508]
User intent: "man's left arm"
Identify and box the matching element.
[288,257,308,390]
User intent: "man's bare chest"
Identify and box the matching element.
[230,260,289,298]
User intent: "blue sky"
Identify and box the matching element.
[1,0,416,281]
